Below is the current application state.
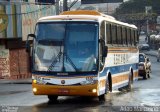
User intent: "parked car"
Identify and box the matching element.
[157,48,160,62]
[139,44,150,51]
[138,53,151,79]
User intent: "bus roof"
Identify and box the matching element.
[38,10,137,29]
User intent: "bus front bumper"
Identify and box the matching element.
[32,83,98,96]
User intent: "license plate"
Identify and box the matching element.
[58,89,69,94]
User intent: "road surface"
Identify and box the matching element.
[0,55,160,112]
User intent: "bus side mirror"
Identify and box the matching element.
[103,46,108,57]
[26,34,35,53]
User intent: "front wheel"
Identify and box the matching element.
[48,95,58,102]
[98,94,105,102]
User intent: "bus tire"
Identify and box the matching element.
[108,73,112,92]
[105,80,109,94]
[48,95,58,102]
[127,71,133,91]
[98,94,105,102]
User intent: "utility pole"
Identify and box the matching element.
[63,0,68,11]
[145,6,152,44]
[55,0,60,15]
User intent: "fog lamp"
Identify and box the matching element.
[33,79,37,84]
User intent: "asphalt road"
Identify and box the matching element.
[0,55,160,112]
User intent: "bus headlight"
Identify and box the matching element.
[33,77,46,85]
[92,89,97,93]
[33,88,37,92]
[37,80,46,84]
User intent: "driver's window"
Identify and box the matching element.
[99,21,106,71]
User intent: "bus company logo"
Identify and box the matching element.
[61,80,65,84]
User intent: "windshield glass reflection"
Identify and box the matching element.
[34,22,98,73]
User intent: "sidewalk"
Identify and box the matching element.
[0,78,32,84]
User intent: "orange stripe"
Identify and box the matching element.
[112,71,138,84]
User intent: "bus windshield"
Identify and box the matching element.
[33,22,98,73]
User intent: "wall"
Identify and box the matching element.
[9,49,31,79]
[0,48,10,79]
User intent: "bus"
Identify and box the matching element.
[26,10,139,101]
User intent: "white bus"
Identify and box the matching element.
[26,10,139,101]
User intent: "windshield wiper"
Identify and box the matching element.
[64,53,79,72]
[47,52,78,72]
[47,51,62,72]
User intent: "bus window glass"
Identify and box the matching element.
[111,25,117,44]
[106,24,111,44]
[117,26,122,45]
[101,21,105,41]
[34,22,98,73]
[122,27,126,45]
[135,30,138,43]
[131,29,135,45]
[127,28,131,45]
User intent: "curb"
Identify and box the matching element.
[0,79,32,84]
[0,82,32,84]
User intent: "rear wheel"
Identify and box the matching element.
[127,71,133,91]
[127,75,132,91]
[48,95,58,102]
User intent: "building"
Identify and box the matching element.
[0,0,56,79]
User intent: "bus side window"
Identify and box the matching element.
[122,27,127,46]
[106,23,111,44]
[120,27,123,45]
[135,30,138,45]
[130,29,132,45]
[127,28,131,46]
[111,24,117,44]
[131,29,135,46]
[101,21,105,41]
[117,26,122,45]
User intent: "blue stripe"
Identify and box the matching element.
[100,63,138,77]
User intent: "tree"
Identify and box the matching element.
[113,0,160,31]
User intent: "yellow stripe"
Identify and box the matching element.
[112,71,138,84]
